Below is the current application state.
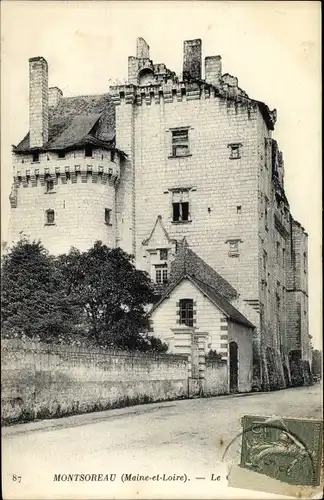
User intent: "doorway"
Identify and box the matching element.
[229,341,239,393]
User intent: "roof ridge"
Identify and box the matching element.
[189,275,223,296]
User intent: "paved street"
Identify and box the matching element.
[2,384,322,499]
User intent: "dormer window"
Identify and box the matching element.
[155,264,168,285]
[32,151,39,162]
[228,143,242,160]
[85,145,93,158]
[171,128,189,157]
[160,249,168,261]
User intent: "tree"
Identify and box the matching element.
[311,349,322,380]
[1,238,80,342]
[58,241,167,352]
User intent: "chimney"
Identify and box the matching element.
[48,86,63,107]
[29,57,49,148]
[183,39,202,81]
[205,56,222,87]
[128,56,139,85]
[136,37,150,59]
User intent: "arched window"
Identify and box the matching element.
[45,209,55,225]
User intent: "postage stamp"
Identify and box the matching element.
[240,416,323,486]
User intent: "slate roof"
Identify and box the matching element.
[150,238,254,329]
[169,238,238,300]
[14,94,116,153]
[189,277,254,328]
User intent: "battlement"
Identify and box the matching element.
[110,80,252,103]
[110,80,276,130]
[10,152,120,209]
[13,160,119,184]
[111,37,277,130]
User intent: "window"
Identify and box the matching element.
[160,249,168,261]
[271,139,278,176]
[276,241,280,259]
[173,201,189,222]
[303,252,307,273]
[263,250,268,271]
[179,299,194,327]
[227,239,241,257]
[228,143,242,160]
[32,151,39,162]
[45,209,55,225]
[282,248,286,267]
[105,208,112,225]
[58,151,66,159]
[45,178,54,193]
[236,205,242,214]
[171,189,190,222]
[171,128,189,157]
[85,145,93,157]
[155,264,168,285]
[264,196,269,227]
[264,138,269,169]
[110,150,115,162]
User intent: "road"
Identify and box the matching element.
[2,384,322,499]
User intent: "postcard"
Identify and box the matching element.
[1,1,322,499]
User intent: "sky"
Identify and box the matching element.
[1,1,321,348]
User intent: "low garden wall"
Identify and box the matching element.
[1,339,189,425]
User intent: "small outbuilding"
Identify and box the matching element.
[149,239,255,394]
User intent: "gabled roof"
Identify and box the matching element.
[149,239,254,328]
[190,277,254,328]
[142,215,177,248]
[169,238,237,300]
[14,93,116,153]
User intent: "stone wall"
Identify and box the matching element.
[128,91,261,304]
[9,149,120,255]
[1,340,188,425]
[203,360,228,396]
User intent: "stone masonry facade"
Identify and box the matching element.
[8,38,311,390]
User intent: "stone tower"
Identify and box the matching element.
[110,37,309,390]
[9,57,125,255]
